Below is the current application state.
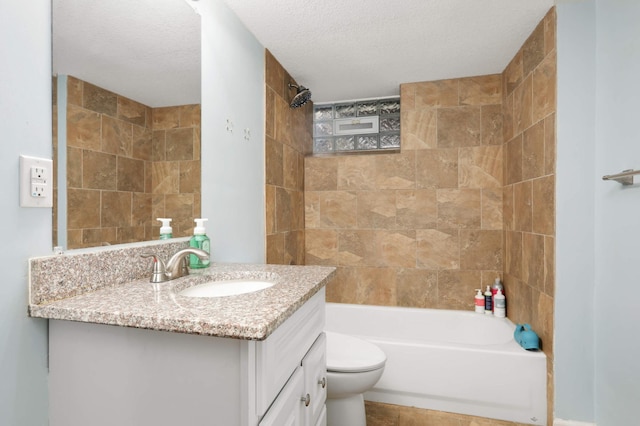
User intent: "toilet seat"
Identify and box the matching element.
[326,331,386,373]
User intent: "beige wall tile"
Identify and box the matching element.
[396,268,438,308]
[396,189,437,229]
[338,230,381,267]
[415,79,459,108]
[66,76,83,107]
[523,21,546,75]
[83,82,117,116]
[179,160,201,194]
[320,191,357,229]
[437,189,482,229]
[265,136,283,187]
[544,235,555,297]
[378,230,416,268]
[375,151,416,189]
[357,191,397,229]
[401,109,437,150]
[67,147,83,189]
[437,270,481,310]
[101,191,131,227]
[165,128,194,161]
[117,156,145,193]
[513,181,533,232]
[505,231,523,279]
[481,188,503,230]
[460,230,503,270]
[513,75,533,135]
[82,150,116,190]
[502,93,514,142]
[275,187,293,232]
[522,232,545,291]
[522,120,545,180]
[481,104,503,146]
[152,106,180,130]
[102,115,133,157]
[337,155,377,190]
[67,189,101,229]
[66,104,101,150]
[544,113,556,175]
[437,106,481,148]
[532,51,557,123]
[118,96,147,127]
[505,135,523,185]
[459,74,502,106]
[152,162,180,194]
[532,175,555,235]
[503,50,523,97]
[416,148,458,189]
[266,232,285,264]
[151,130,166,161]
[283,144,298,190]
[132,193,152,228]
[179,104,201,128]
[459,145,503,189]
[132,126,152,160]
[417,229,459,270]
[503,185,515,231]
[265,49,285,98]
[305,229,338,265]
[305,157,338,191]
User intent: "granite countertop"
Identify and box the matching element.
[29,263,335,341]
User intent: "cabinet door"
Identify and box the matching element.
[303,333,327,426]
[314,406,327,426]
[259,367,304,426]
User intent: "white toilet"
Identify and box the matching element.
[325,331,387,426]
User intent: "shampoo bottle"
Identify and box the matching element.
[189,218,210,269]
[474,289,485,314]
[494,289,506,318]
[491,277,504,311]
[157,218,172,240]
[484,285,493,315]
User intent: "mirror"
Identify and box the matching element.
[52,0,201,250]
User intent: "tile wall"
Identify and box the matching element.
[304,73,504,309]
[301,7,556,424]
[502,8,556,425]
[54,76,200,249]
[264,50,313,264]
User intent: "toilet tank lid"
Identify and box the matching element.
[325,331,386,373]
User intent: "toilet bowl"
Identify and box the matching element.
[325,331,386,426]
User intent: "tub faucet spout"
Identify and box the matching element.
[140,248,209,283]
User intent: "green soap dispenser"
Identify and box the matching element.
[157,218,172,240]
[189,218,210,269]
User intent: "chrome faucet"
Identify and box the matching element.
[141,248,209,283]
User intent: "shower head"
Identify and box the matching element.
[288,83,312,108]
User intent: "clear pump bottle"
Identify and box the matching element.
[189,218,210,269]
[157,218,172,240]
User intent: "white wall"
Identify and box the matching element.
[0,1,51,424]
[555,2,596,422]
[199,0,266,263]
[557,1,640,424]
[593,1,640,424]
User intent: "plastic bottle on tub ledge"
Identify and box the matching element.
[474,289,485,314]
[491,277,504,311]
[484,285,493,315]
[494,289,506,318]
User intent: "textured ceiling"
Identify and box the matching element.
[223,0,555,103]
[52,0,555,107]
[53,0,200,108]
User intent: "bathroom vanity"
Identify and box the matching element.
[28,240,335,426]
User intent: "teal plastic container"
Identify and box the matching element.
[189,218,210,269]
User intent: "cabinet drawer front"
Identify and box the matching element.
[303,333,327,426]
[258,366,305,426]
[256,288,325,415]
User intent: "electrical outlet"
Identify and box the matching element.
[20,155,53,208]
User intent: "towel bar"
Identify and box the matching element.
[602,169,640,185]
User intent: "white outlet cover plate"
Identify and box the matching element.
[20,155,53,208]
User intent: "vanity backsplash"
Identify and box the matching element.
[29,239,189,306]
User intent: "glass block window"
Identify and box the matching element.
[312,97,400,154]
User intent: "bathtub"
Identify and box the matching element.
[325,303,547,425]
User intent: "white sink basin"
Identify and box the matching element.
[178,279,275,298]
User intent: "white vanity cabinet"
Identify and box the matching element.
[48,289,326,426]
[259,333,327,426]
